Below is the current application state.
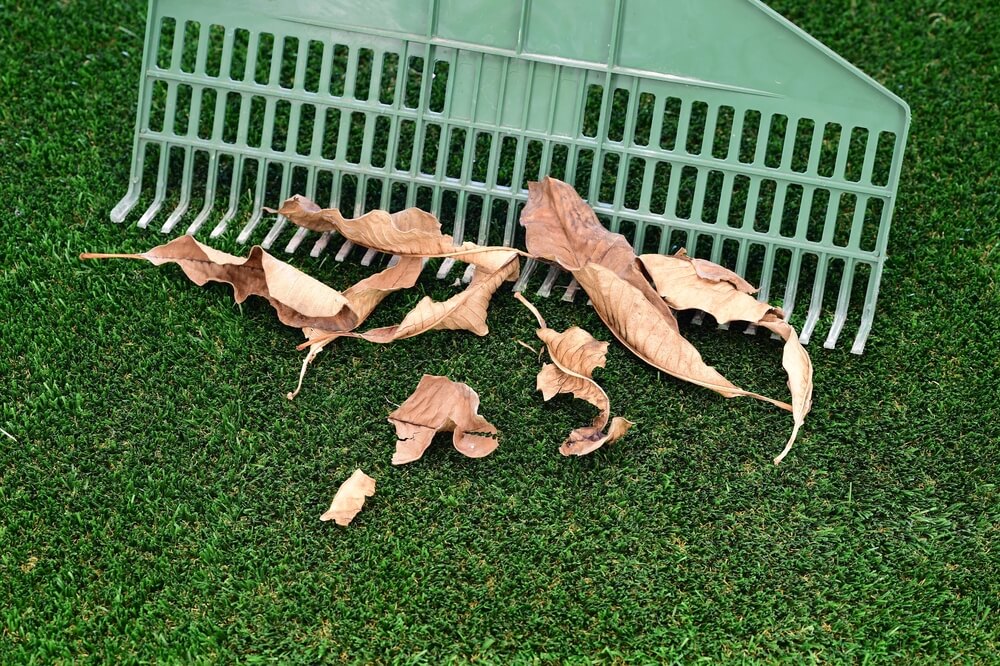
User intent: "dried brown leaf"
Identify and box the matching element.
[574,262,792,411]
[388,375,498,465]
[288,256,424,399]
[82,236,355,330]
[640,252,813,463]
[320,469,376,526]
[516,292,630,456]
[277,195,495,260]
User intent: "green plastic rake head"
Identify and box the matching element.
[112,0,909,353]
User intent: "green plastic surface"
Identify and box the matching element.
[111,0,909,354]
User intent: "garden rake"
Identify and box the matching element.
[111,0,909,353]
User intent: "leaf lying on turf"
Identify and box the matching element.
[289,256,424,399]
[515,293,632,456]
[521,177,679,332]
[320,469,376,526]
[387,375,498,465]
[640,251,813,464]
[82,236,356,330]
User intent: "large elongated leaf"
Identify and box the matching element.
[574,262,792,411]
[81,236,354,331]
[639,252,813,463]
[388,375,498,465]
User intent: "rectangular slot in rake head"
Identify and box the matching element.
[112,0,909,354]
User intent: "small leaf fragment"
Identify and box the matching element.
[516,292,630,456]
[321,469,376,526]
[388,375,498,465]
[560,417,634,457]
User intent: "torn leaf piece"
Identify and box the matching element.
[639,252,813,464]
[81,236,354,331]
[388,375,498,465]
[320,469,376,526]
[516,293,630,456]
[560,417,634,457]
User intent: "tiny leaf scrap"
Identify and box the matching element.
[515,293,632,456]
[321,469,376,526]
[388,375,498,465]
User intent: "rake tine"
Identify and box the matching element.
[211,155,245,239]
[187,151,220,236]
[824,258,856,349]
[537,264,561,297]
[513,258,539,292]
[561,278,580,302]
[160,145,194,234]
[236,159,269,244]
[284,226,311,254]
[137,144,170,229]
[334,239,354,262]
[800,254,830,345]
[436,258,456,279]
[310,231,333,258]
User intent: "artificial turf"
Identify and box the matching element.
[1,0,998,662]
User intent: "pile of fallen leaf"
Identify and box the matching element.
[82,177,812,525]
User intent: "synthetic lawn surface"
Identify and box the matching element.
[1,0,998,662]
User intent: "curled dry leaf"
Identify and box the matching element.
[515,293,632,456]
[282,196,522,350]
[81,236,355,330]
[388,375,498,465]
[639,252,813,464]
[290,256,424,399]
[320,469,376,526]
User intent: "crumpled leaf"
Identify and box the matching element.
[387,375,498,465]
[81,236,355,330]
[320,469,376,526]
[278,197,521,350]
[520,179,792,413]
[515,293,632,456]
[639,251,813,464]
